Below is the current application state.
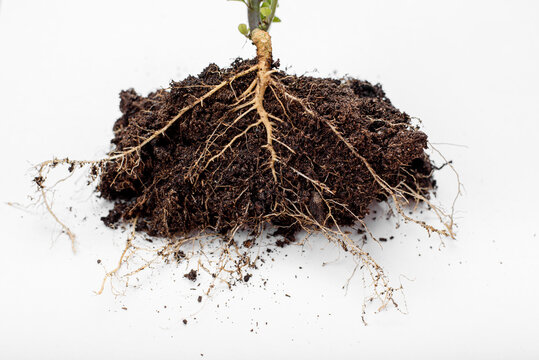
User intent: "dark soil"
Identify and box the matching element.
[99,58,434,241]
[184,269,198,282]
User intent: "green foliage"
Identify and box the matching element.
[230,0,280,37]
[260,6,272,18]
[238,23,249,36]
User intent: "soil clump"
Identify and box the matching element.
[98,58,434,240]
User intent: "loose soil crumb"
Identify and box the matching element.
[184,269,197,282]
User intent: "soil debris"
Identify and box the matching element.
[184,269,198,282]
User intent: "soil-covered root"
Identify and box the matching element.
[33,30,458,313]
[98,60,448,240]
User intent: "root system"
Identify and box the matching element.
[34,30,458,314]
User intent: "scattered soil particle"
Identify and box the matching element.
[243,274,252,282]
[184,269,197,282]
[183,319,188,325]
[243,239,254,248]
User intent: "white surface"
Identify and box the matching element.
[1,0,539,359]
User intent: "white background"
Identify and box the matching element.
[1,0,538,359]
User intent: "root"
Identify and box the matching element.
[271,78,458,239]
[41,186,77,253]
[107,65,257,161]
[279,194,406,316]
[36,158,98,252]
[251,29,278,181]
[95,217,138,295]
[198,29,279,181]
[34,66,258,251]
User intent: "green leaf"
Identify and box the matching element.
[261,0,270,7]
[260,7,272,17]
[238,23,249,36]
[272,16,281,22]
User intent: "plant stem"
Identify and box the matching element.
[247,0,261,32]
[261,0,278,31]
